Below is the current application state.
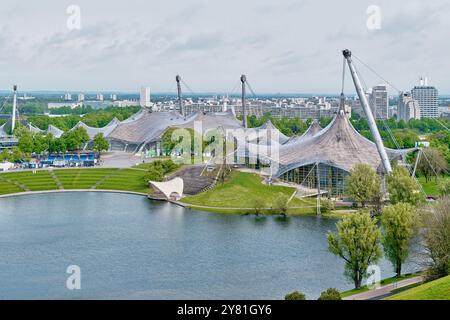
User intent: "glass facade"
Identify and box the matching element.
[279,164,348,197]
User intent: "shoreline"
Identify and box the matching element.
[0,189,148,199]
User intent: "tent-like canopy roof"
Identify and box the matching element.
[274,110,416,176]
[177,110,243,134]
[71,118,120,140]
[284,120,322,145]
[107,110,187,144]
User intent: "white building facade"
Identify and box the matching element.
[140,87,151,108]
[397,92,420,121]
[411,77,438,118]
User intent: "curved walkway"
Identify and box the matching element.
[343,276,424,300]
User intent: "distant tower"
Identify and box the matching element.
[241,74,247,128]
[140,87,151,108]
[412,77,438,118]
[176,75,184,117]
[11,85,17,133]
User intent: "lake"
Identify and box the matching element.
[0,192,419,299]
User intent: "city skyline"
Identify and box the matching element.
[1,1,450,93]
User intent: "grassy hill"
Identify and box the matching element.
[0,168,149,195]
[386,275,450,300]
[181,171,323,215]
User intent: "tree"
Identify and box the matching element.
[346,164,381,207]
[252,198,266,216]
[387,166,423,206]
[419,197,450,281]
[284,291,305,300]
[18,131,34,154]
[273,194,289,216]
[92,133,109,152]
[317,288,341,300]
[381,203,418,277]
[320,198,334,213]
[327,212,382,289]
[417,148,448,182]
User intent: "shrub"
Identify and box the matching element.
[321,198,335,213]
[284,291,306,300]
[253,198,266,215]
[438,179,450,196]
[317,288,341,300]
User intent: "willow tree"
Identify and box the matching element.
[327,212,382,289]
[381,203,418,277]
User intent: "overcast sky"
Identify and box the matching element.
[0,0,449,94]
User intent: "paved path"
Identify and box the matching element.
[343,276,424,300]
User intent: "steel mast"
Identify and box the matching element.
[11,85,17,133]
[240,74,247,128]
[342,49,392,174]
[175,75,184,117]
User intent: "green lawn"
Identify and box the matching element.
[181,171,336,216]
[418,175,449,196]
[0,168,149,195]
[386,275,450,300]
[341,272,422,298]
[182,171,296,207]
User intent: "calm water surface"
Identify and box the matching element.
[0,192,419,299]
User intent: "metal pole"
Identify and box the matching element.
[316,162,321,215]
[241,74,247,128]
[12,85,17,133]
[343,49,392,174]
[176,75,184,117]
[412,149,422,177]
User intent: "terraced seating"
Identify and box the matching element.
[167,165,214,195]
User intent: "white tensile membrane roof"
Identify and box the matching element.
[240,110,417,177]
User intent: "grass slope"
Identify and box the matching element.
[181,171,318,215]
[418,175,449,196]
[0,168,149,195]
[386,275,450,300]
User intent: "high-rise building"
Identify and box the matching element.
[397,92,420,121]
[140,87,151,108]
[77,93,85,102]
[411,77,438,118]
[369,84,388,119]
[64,93,72,101]
[96,93,104,101]
[110,94,117,101]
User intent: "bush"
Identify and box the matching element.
[317,288,341,300]
[273,194,289,215]
[438,179,450,196]
[321,198,335,213]
[253,198,266,215]
[284,291,306,300]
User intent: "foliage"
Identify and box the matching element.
[346,164,381,207]
[418,197,450,281]
[387,165,423,205]
[252,197,266,215]
[438,179,450,196]
[381,203,418,277]
[284,291,306,300]
[92,133,109,152]
[317,288,342,300]
[327,211,382,289]
[143,160,180,183]
[320,198,335,213]
[60,127,90,151]
[416,148,448,182]
[273,194,289,215]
